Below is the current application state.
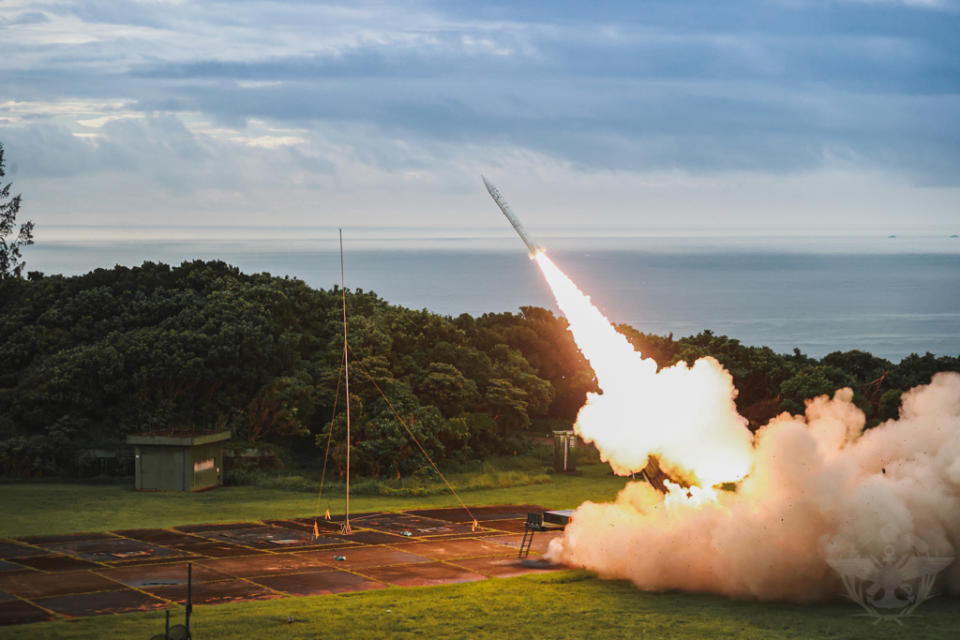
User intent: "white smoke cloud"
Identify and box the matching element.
[547,372,960,601]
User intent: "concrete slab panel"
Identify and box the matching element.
[197,553,328,578]
[449,556,563,578]
[176,522,263,533]
[112,529,205,546]
[0,570,120,599]
[37,588,166,617]
[487,530,564,554]
[479,519,530,533]
[0,600,54,626]
[484,534,522,548]
[407,505,544,522]
[399,538,516,560]
[253,568,386,596]
[362,562,487,587]
[0,561,33,574]
[298,546,432,570]
[173,522,261,533]
[0,541,48,559]
[146,578,282,606]
[168,542,266,558]
[98,562,225,588]
[326,530,408,545]
[259,521,361,549]
[104,555,202,568]
[45,538,186,563]
[354,513,474,537]
[281,514,384,532]
[388,529,503,541]
[18,532,114,545]
[267,540,354,553]
[326,512,385,523]
[12,555,102,572]
[261,518,314,532]
[261,518,309,531]
[187,525,319,549]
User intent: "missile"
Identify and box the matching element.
[482,175,544,258]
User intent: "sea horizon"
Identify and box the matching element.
[21,226,960,363]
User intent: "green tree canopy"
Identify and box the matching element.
[1,259,957,477]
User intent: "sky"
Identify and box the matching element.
[1,0,958,235]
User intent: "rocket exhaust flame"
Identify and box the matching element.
[484,178,959,602]
[534,252,754,488]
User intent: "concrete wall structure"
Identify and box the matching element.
[127,431,230,491]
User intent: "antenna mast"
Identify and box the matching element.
[339,228,352,535]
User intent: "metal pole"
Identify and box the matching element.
[339,229,352,535]
[185,562,192,639]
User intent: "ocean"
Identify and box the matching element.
[23,228,960,362]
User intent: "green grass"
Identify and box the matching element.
[0,464,626,538]
[229,445,604,497]
[3,571,956,640]
[227,467,550,497]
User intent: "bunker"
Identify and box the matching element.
[127,431,230,491]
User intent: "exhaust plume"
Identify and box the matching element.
[535,253,754,486]
[533,253,960,601]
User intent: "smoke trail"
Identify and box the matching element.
[534,253,959,601]
[535,253,753,486]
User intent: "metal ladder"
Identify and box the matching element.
[518,512,542,559]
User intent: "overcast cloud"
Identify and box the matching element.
[1,0,958,232]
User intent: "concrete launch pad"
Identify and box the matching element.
[0,505,567,626]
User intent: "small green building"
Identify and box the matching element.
[127,431,230,491]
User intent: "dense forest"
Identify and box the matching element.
[1,260,957,479]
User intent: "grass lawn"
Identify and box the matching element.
[2,571,956,640]
[0,464,628,538]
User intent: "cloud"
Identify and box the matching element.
[2,10,49,26]
[0,0,957,226]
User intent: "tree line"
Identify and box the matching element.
[0,260,957,478]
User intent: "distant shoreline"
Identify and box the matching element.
[13,248,960,362]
